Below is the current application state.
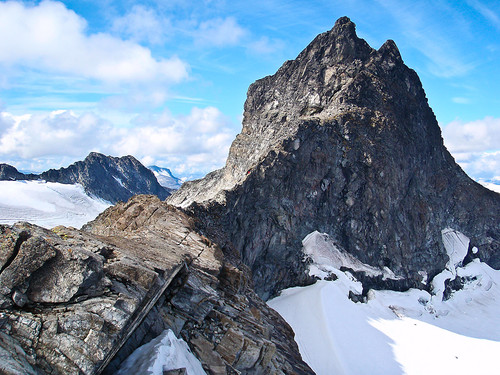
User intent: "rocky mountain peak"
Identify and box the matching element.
[40,152,170,203]
[0,153,170,204]
[169,17,500,299]
[170,17,424,208]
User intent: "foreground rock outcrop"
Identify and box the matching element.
[169,17,500,299]
[0,195,312,374]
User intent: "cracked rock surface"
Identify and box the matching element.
[0,195,312,374]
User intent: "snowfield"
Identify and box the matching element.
[117,329,206,375]
[0,180,110,229]
[269,230,500,375]
[477,179,500,194]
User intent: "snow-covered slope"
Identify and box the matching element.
[149,166,182,190]
[0,180,110,229]
[269,230,500,375]
[117,329,206,375]
[477,178,500,194]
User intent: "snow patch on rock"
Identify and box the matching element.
[117,329,206,375]
[303,231,401,280]
[269,229,500,375]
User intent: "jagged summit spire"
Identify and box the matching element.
[169,17,499,299]
[169,17,420,208]
[297,16,373,64]
[330,16,359,43]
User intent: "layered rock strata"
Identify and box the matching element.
[0,195,312,374]
[168,17,500,299]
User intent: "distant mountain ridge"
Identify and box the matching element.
[0,153,171,204]
[148,165,183,190]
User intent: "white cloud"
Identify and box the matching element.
[0,1,188,83]
[452,150,500,180]
[195,17,247,47]
[443,117,500,153]
[443,117,500,180]
[0,107,236,178]
[0,110,114,159]
[112,5,171,45]
[113,107,235,174]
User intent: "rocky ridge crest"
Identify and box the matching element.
[169,17,500,299]
[1,153,171,204]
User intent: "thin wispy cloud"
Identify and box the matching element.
[467,0,500,30]
[194,17,247,47]
[374,0,475,77]
[111,5,172,45]
[248,36,285,55]
[452,97,471,104]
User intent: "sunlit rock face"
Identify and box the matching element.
[169,17,500,300]
[0,196,313,374]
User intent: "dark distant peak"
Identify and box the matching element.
[0,163,39,181]
[84,152,112,163]
[85,151,106,160]
[0,163,24,180]
[82,152,141,167]
[377,39,403,64]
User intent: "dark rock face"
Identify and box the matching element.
[0,153,171,204]
[40,152,170,203]
[0,196,313,374]
[169,17,500,299]
[0,164,24,180]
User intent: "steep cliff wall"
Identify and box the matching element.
[168,17,500,299]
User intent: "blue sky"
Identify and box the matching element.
[0,0,499,181]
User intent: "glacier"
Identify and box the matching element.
[0,180,110,229]
[269,230,500,375]
[117,329,206,375]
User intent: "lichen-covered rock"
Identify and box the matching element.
[0,195,313,374]
[168,17,500,299]
[86,196,313,375]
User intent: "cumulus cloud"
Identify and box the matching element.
[0,1,188,83]
[443,117,500,180]
[195,17,247,47]
[0,111,115,159]
[452,151,500,180]
[112,5,171,45]
[443,116,500,153]
[0,107,236,178]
